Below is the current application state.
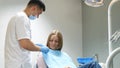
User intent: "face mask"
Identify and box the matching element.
[28,15,37,20]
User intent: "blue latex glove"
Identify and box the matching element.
[36,44,49,54]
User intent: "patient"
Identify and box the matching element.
[36,30,77,68]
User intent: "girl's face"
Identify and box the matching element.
[49,35,60,50]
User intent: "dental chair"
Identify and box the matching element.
[77,56,102,68]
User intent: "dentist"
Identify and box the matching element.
[4,0,49,68]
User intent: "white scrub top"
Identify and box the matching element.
[5,11,32,68]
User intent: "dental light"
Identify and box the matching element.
[84,0,104,7]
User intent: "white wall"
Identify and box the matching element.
[0,0,82,68]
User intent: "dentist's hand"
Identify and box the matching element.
[40,46,49,54]
[36,44,49,54]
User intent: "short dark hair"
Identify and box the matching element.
[27,0,45,11]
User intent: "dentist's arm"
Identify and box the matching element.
[19,39,40,51]
[18,39,49,53]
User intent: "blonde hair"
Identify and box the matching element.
[46,30,63,50]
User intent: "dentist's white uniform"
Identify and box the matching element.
[5,11,32,68]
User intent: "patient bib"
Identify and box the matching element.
[42,49,77,68]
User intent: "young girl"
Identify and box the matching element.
[37,30,77,68]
